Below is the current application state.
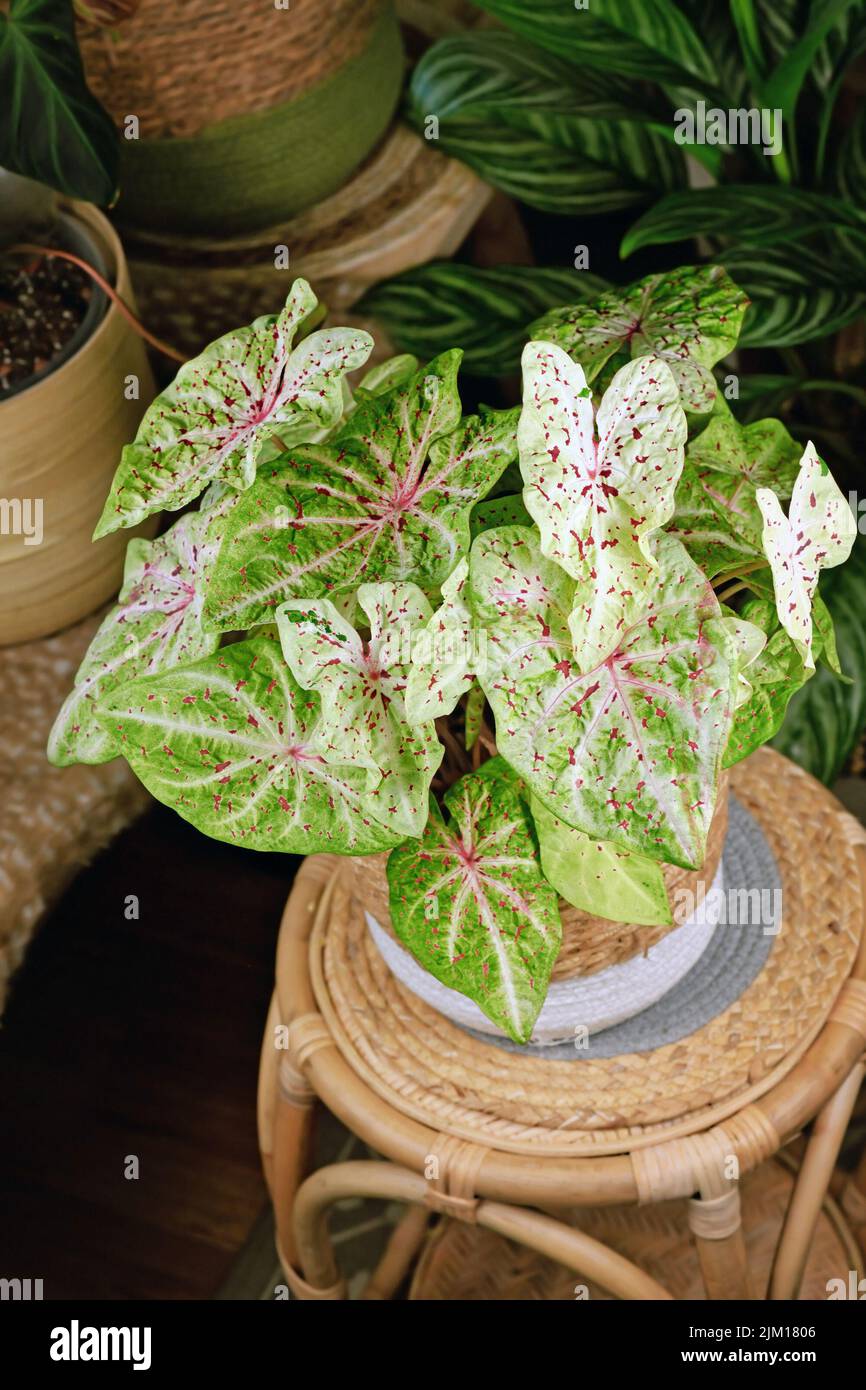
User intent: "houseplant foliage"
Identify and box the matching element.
[0,0,119,204]
[395,1,866,360]
[49,270,857,1042]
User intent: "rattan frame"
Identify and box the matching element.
[258,761,866,1301]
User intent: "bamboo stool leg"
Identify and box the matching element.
[361,1205,432,1300]
[257,992,280,1197]
[272,1051,318,1290]
[292,1161,673,1300]
[837,1102,866,1260]
[769,1060,866,1300]
[689,1183,754,1300]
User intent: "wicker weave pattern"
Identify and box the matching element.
[350,778,730,981]
[409,1160,858,1300]
[310,751,862,1155]
[79,0,387,138]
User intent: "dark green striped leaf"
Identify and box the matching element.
[720,248,866,347]
[474,0,717,91]
[358,264,609,377]
[0,0,118,203]
[406,32,685,214]
[622,186,866,259]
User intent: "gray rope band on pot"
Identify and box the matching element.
[470,794,780,1060]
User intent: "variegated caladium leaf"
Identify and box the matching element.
[355,353,420,397]
[47,510,222,767]
[724,627,811,769]
[386,757,561,1043]
[202,352,520,631]
[95,635,406,855]
[530,264,749,414]
[275,583,442,838]
[519,342,686,672]
[94,279,373,538]
[470,526,735,869]
[529,794,671,927]
[720,612,766,708]
[756,442,856,670]
[404,559,486,724]
[668,396,802,579]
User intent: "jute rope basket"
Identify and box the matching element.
[350,773,729,981]
[78,0,405,236]
[79,0,388,139]
[408,1157,862,1300]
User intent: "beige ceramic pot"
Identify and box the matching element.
[0,201,156,646]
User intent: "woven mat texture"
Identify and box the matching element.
[0,613,150,1013]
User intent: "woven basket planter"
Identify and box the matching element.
[114,125,492,360]
[0,203,155,646]
[78,0,404,237]
[349,774,729,984]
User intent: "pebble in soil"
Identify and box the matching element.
[0,252,92,393]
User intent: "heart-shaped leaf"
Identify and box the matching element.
[529,793,671,926]
[470,526,734,868]
[0,0,118,204]
[669,397,801,579]
[757,442,856,669]
[725,626,811,768]
[720,612,767,708]
[96,635,406,855]
[530,265,749,414]
[404,560,485,724]
[203,354,519,631]
[47,510,222,766]
[94,280,372,538]
[519,343,686,671]
[771,533,866,783]
[275,583,442,839]
[387,758,561,1043]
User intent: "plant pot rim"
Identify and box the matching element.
[1,201,118,405]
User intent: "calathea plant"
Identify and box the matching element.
[49,268,856,1043]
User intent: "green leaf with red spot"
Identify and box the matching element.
[519,342,687,672]
[668,395,802,579]
[47,510,222,767]
[404,559,487,724]
[757,442,856,670]
[275,583,442,839]
[387,758,561,1043]
[529,264,749,414]
[94,279,373,538]
[94,634,406,855]
[470,526,735,869]
[201,353,519,631]
[529,793,671,926]
[724,625,811,769]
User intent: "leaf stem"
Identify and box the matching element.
[7,242,186,363]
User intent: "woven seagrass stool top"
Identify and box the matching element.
[305,750,865,1158]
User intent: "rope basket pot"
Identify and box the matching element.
[118,126,491,359]
[349,773,729,984]
[78,0,404,236]
[313,751,864,1143]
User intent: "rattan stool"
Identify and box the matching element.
[258,750,866,1300]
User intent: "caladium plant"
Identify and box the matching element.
[49,270,857,1043]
